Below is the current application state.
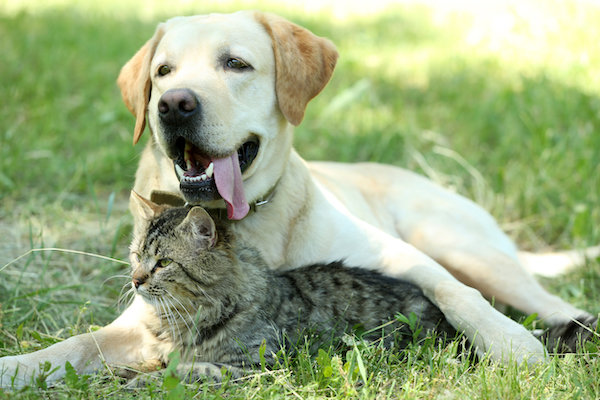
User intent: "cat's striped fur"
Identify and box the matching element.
[129,195,456,382]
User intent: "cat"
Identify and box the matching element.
[127,192,457,382]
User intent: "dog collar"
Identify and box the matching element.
[149,179,278,221]
[229,178,279,219]
[252,179,278,210]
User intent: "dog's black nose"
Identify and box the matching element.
[158,88,200,124]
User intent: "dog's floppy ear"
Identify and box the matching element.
[254,12,338,126]
[117,24,166,145]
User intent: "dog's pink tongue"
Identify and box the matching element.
[213,154,250,220]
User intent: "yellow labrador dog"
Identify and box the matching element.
[1,10,597,387]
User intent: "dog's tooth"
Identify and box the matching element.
[205,162,214,178]
[201,174,208,181]
[184,142,193,166]
[175,164,185,178]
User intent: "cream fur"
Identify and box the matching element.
[1,10,594,387]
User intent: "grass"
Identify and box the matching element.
[1,0,599,397]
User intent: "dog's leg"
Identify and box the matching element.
[288,170,547,363]
[312,209,547,364]
[518,246,600,277]
[437,242,598,352]
[0,297,164,388]
[312,163,593,328]
[329,163,597,351]
[398,202,592,322]
[374,236,548,363]
[397,205,596,352]
[434,244,589,324]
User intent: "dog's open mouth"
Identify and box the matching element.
[173,138,259,219]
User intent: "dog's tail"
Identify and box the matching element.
[518,245,600,277]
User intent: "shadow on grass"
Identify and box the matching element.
[0,4,597,244]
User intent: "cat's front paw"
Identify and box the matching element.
[124,362,239,389]
[111,359,164,380]
[124,370,164,389]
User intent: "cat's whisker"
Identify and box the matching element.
[166,297,186,345]
[148,297,165,330]
[165,291,201,339]
[116,282,129,301]
[117,283,136,311]
[158,297,176,341]
[156,298,173,331]
[119,290,136,312]
[152,297,168,329]
[165,291,195,320]
[195,287,217,306]
[102,274,133,285]
[160,297,182,345]
[167,298,193,341]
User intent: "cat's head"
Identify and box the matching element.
[128,191,236,305]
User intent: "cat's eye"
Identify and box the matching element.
[151,258,172,274]
[159,259,172,267]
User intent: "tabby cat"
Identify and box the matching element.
[128,192,457,381]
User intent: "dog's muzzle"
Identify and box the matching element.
[172,138,259,203]
[157,88,260,217]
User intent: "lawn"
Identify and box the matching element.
[1,0,599,398]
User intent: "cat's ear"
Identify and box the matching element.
[130,191,166,222]
[178,206,217,249]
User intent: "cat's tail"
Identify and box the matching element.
[518,245,600,277]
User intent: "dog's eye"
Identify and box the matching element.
[226,58,250,70]
[157,65,171,76]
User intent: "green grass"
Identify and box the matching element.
[1,0,599,398]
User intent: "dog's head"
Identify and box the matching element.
[117,11,338,219]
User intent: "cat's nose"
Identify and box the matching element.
[132,276,146,289]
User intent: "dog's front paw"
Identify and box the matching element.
[543,315,599,353]
[0,355,50,389]
[468,308,548,365]
[0,356,20,388]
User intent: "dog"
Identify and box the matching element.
[1,10,597,387]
